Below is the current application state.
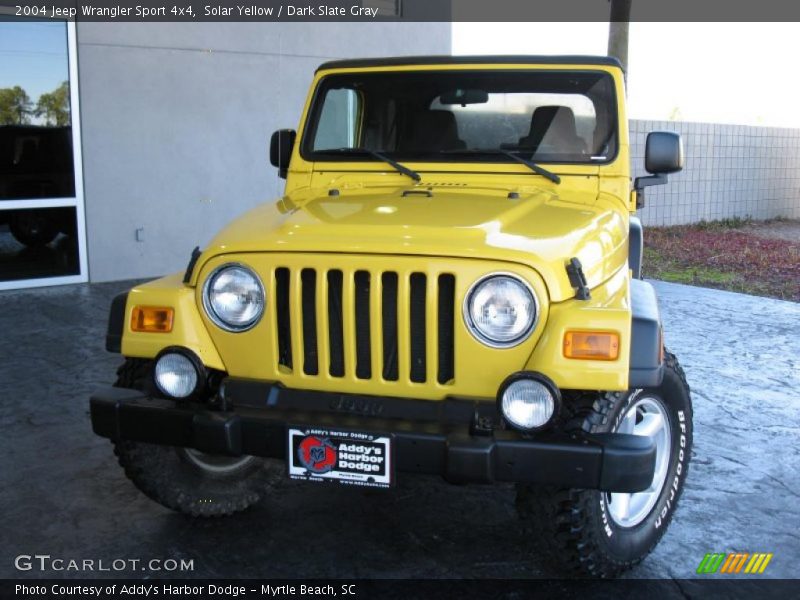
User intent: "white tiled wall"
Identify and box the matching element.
[630,120,800,226]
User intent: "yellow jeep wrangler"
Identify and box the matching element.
[91,55,693,577]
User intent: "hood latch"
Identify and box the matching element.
[566,257,591,301]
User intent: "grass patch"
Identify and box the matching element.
[659,267,737,285]
[643,220,800,302]
[693,216,753,231]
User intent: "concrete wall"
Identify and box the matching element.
[632,120,800,226]
[77,22,451,282]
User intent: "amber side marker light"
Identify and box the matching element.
[563,331,619,361]
[131,306,174,333]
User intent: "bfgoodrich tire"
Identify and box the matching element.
[516,351,693,577]
[110,359,279,517]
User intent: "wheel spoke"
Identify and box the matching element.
[620,409,637,434]
[609,396,673,527]
[611,492,631,520]
[635,412,664,439]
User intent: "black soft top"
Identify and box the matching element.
[316,55,623,72]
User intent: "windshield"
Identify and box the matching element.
[302,69,618,165]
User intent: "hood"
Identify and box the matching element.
[200,183,628,303]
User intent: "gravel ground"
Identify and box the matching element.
[0,279,798,581]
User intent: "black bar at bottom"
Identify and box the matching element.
[4,578,792,599]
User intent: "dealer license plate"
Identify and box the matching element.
[287,427,393,488]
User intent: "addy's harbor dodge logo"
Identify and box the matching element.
[697,552,773,574]
[297,435,338,474]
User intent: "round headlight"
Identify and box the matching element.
[203,264,264,332]
[499,374,558,431]
[464,274,537,347]
[155,352,200,398]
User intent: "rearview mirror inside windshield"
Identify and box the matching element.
[438,88,489,106]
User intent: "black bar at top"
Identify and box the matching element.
[9,0,800,23]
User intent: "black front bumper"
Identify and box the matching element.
[90,383,656,493]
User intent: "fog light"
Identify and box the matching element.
[498,373,559,431]
[154,351,200,398]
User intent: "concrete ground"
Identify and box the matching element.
[1,279,798,580]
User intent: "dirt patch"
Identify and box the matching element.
[643,218,800,302]
[741,219,800,243]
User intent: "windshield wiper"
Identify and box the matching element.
[441,148,561,184]
[319,147,421,182]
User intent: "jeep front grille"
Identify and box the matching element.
[272,266,456,385]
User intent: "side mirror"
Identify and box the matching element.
[634,131,683,208]
[270,129,296,179]
[645,131,683,174]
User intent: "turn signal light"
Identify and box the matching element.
[563,331,619,361]
[131,306,174,333]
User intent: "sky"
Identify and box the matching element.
[0,21,69,105]
[454,22,800,128]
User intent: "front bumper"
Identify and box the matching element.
[90,382,656,493]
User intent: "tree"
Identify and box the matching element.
[36,81,71,126]
[0,86,33,125]
[608,0,632,76]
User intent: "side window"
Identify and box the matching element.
[312,88,361,151]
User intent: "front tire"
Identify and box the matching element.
[110,359,278,517]
[516,351,693,577]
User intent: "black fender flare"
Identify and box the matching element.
[629,279,664,388]
[629,216,644,279]
[106,291,129,353]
